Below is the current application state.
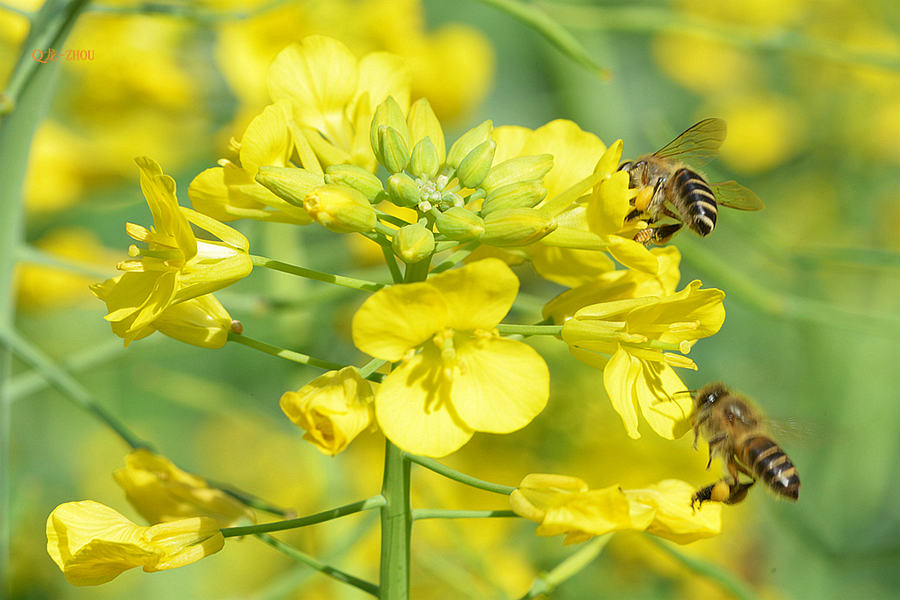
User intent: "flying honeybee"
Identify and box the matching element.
[618,119,765,245]
[691,382,800,508]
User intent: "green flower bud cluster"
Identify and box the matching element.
[259,94,561,262]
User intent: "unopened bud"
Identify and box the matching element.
[392,223,435,263]
[481,154,554,193]
[446,120,492,170]
[407,98,446,166]
[304,184,377,233]
[457,140,496,189]
[435,207,484,241]
[386,173,421,208]
[482,181,547,216]
[324,165,385,203]
[256,166,325,207]
[481,208,557,247]
[409,137,441,180]
[370,97,411,172]
[378,126,410,174]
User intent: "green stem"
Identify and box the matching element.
[495,323,563,337]
[251,255,387,292]
[254,533,380,597]
[221,495,386,538]
[518,534,613,599]
[430,241,479,274]
[376,235,405,283]
[471,0,610,80]
[647,536,763,600]
[0,327,148,450]
[405,454,517,496]
[379,440,412,599]
[412,509,518,520]
[226,333,385,383]
[358,358,387,380]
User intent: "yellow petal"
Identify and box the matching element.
[606,236,659,274]
[426,258,518,331]
[268,36,359,140]
[240,101,293,177]
[451,336,548,433]
[375,350,474,457]
[352,282,448,361]
[142,517,224,571]
[623,480,722,544]
[603,347,642,439]
[634,362,693,440]
[135,157,197,260]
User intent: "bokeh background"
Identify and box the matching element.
[5,0,900,598]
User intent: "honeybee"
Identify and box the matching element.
[618,119,765,245]
[690,382,800,508]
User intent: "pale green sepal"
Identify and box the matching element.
[256,166,326,208]
[409,137,440,180]
[386,173,421,208]
[481,154,553,193]
[457,140,496,189]
[446,120,492,169]
[435,207,485,241]
[539,225,611,250]
[392,223,435,263]
[379,126,410,174]
[481,208,557,247]
[370,96,411,166]
[325,164,385,203]
[287,120,324,176]
[407,98,446,165]
[538,171,607,217]
[481,181,547,216]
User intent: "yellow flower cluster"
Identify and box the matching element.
[510,474,721,546]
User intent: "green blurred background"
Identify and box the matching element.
[5,0,900,598]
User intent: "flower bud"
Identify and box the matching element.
[304,184,377,233]
[457,140,496,189]
[386,173,422,208]
[481,208,557,247]
[377,126,410,174]
[435,207,484,241]
[481,154,554,194]
[324,164,385,203]
[446,120,492,170]
[392,223,435,263]
[280,367,375,456]
[407,98,446,165]
[255,165,325,208]
[481,181,547,216]
[409,137,441,180]
[151,294,233,349]
[370,96,410,171]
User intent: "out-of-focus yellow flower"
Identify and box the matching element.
[16,227,120,311]
[113,449,256,527]
[189,101,315,224]
[280,367,376,456]
[510,474,721,546]
[94,157,252,347]
[562,281,725,439]
[543,246,682,324]
[267,35,410,172]
[91,278,233,348]
[46,500,223,586]
[213,0,492,130]
[351,258,549,457]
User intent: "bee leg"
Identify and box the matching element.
[691,479,756,509]
[625,208,644,222]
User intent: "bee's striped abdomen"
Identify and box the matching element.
[673,168,717,236]
[741,435,801,500]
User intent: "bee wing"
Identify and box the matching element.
[711,180,765,211]
[653,118,727,166]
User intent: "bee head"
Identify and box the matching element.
[694,382,729,410]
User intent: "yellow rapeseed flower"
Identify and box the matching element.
[46,501,223,586]
[351,259,549,457]
[509,474,721,546]
[280,367,376,456]
[113,449,256,527]
[562,281,726,439]
[267,35,410,172]
[188,101,315,225]
[94,157,252,347]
